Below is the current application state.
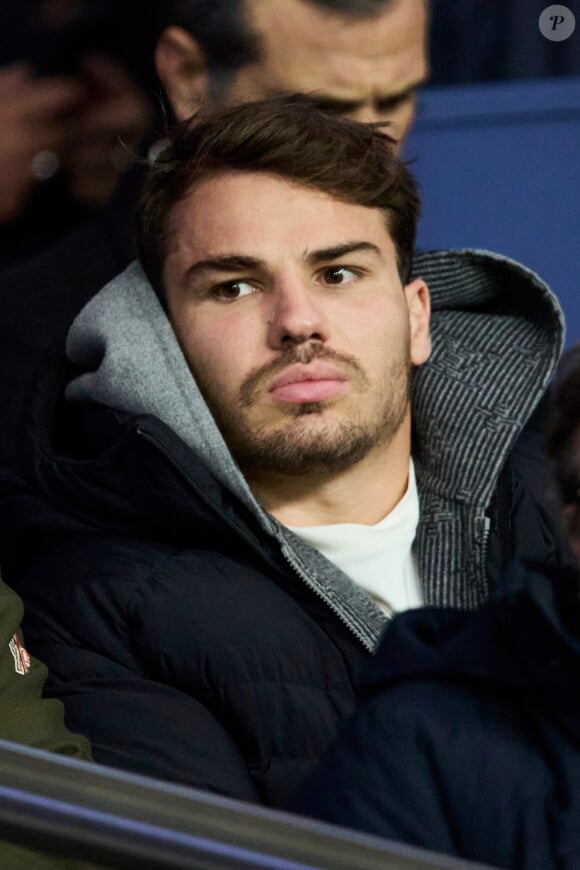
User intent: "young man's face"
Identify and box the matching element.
[163,171,431,478]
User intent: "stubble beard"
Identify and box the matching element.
[195,342,412,477]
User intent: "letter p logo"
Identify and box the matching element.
[539,5,576,40]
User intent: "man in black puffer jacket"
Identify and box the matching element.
[0,97,572,810]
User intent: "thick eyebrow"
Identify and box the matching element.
[183,243,383,286]
[184,255,268,282]
[184,244,381,281]
[305,242,383,266]
[304,94,364,115]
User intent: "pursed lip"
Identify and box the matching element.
[268,363,347,392]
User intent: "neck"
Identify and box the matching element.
[246,414,412,527]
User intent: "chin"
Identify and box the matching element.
[234,416,381,477]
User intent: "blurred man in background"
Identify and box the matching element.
[547,345,580,563]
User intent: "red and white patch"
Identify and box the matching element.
[9,634,31,675]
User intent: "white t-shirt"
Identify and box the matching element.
[288,461,422,617]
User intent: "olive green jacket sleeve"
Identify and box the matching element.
[0,577,92,759]
[0,576,95,869]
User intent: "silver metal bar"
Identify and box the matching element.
[0,739,492,869]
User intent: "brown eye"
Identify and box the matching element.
[212,281,256,300]
[322,267,356,285]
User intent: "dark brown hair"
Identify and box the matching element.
[137,95,421,297]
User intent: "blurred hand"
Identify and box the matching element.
[0,63,82,223]
[62,54,153,207]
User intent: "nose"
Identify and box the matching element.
[350,104,385,125]
[267,278,329,350]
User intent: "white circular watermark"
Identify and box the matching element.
[539,5,576,41]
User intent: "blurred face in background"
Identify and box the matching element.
[156,0,429,148]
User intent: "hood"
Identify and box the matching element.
[62,249,564,649]
[66,260,267,528]
[411,248,564,505]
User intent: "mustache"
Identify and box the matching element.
[239,342,369,406]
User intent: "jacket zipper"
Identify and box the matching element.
[279,543,376,653]
[481,515,492,600]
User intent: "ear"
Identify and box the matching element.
[155,26,211,121]
[404,278,431,366]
